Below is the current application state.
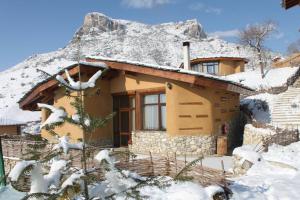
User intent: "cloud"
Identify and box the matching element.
[122,0,171,9]
[189,3,222,15]
[209,29,240,38]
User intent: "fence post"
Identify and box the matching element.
[0,137,6,187]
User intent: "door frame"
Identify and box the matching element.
[113,94,135,147]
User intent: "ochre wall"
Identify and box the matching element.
[211,90,240,135]
[0,125,19,135]
[166,81,213,136]
[219,60,245,76]
[40,69,240,144]
[41,88,84,142]
[84,78,113,145]
[166,81,240,136]
[273,54,300,68]
[110,71,166,93]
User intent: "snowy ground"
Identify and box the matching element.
[231,141,300,199]
[2,141,300,199]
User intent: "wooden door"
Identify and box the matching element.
[113,95,135,147]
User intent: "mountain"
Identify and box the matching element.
[0,12,276,122]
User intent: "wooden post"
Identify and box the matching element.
[174,152,177,174]
[221,160,225,175]
[149,151,154,175]
[217,136,228,156]
[200,159,203,176]
[0,137,6,186]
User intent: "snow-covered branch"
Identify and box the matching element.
[38,103,67,128]
[53,136,83,154]
[56,69,103,91]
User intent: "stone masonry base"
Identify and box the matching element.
[129,131,217,156]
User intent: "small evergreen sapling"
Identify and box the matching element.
[8,65,114,199]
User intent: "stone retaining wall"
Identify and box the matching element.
[243,124,299,146]
[129,131,217,156]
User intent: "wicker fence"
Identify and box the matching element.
[1,136,231,188]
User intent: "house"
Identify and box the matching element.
[19,46,253,156]
[180,42,247,76]
[273,53,300,68]
[0,118,25,135]
[282,0,300,9]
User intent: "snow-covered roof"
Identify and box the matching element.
[19,58,254,110]
[87,55,254,90]
[0,118,26,126]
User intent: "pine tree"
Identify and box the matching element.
[8,44,114,198]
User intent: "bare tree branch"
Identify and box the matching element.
[239,20,277,77]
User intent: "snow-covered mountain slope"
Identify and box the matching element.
[0,12,277,122]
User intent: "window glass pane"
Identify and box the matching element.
[144,94,158,104]
[120,95,129,108]
[207,65,215,74]
[161,105,166,130]
[160,94,166,103]
[120,111,129,132]
[203,62,219,75]
[143,105,159,129]
[191,64,202,72]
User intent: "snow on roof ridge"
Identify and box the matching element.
[87,55,254,90]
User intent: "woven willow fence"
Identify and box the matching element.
[1,136,231,188]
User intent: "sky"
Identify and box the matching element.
[0,0,299,71]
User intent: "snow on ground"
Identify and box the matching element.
[241,93,277,123]
[225,67,299,90]
[230,141,300,199]
[0,186,25,200]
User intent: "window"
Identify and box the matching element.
[203,62,219,75]
[191,63,202,72]
[143,93,166,130]
[191,62,219,75]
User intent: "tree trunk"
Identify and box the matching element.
[257,49,265,78]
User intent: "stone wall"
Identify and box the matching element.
[243,124,299,146]
[129,131,217,156]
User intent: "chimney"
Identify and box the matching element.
[183,41,191,70]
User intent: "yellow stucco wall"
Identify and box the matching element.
[219,60,245,76]
[40,69,240,144]
[0,125,19,135]
[273,53,300,68]
[41,88,84,142]
[212,90,240,135]
[110,71,166,93]
[166,81,240,136]
[83,79,113,145]
[166,81,213,136]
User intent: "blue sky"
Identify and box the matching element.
[0,0,299,71]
